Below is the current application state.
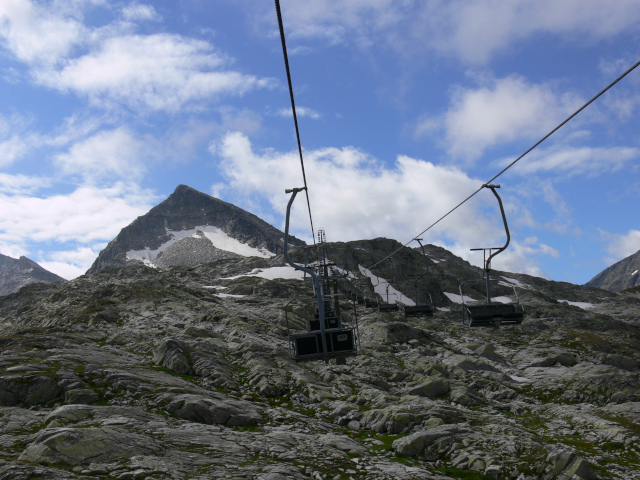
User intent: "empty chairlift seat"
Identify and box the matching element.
[402,303,434,317]
[291,328,356,359]
[463,303,523,327]
[458,184,526,328]
[282,193,360,362]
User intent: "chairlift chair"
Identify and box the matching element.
[378,291,400,312]
[459,185,524,327]
[374,258,400,312]
[401,238,435,318]
[282,188,360,362]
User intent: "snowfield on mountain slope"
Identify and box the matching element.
[126,225,274,264]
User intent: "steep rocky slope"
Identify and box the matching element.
[86,185,305,274]
[586,249,640,292]
[1,240,640,480]
[0,253,65,296]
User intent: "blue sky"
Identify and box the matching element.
[0,0,639,283]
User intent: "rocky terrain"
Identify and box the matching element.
[1,237,640,480]
[0,253,65,296]
[86,185,305,274]
[586,249,640,292]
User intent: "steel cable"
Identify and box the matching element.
[274,0,316,244]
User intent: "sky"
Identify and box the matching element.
[0,0,639,283]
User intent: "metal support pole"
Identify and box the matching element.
[483,185,511,305]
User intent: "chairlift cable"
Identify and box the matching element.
[368,57,640,270]
[274,0,316,245]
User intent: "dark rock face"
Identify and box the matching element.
[0,253,65,296]
[586,249,640,292]
[86,184,305,274]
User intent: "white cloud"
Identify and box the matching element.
[215,132,516,249]
[0,2,275,113]
[254,1,640,65]
[0,135,29,166]
[35,34,276,113]
[447,236,559,278]
[426,75,580,161]
[122,3,161,22]
[513,145,640,177]
[277,106,321,120]
[0,173,49,194]
[603,229,640,263]
[0,0,87,65]
[0,111,40,166]
[425,0,640,65]
[0,182,156,245]
[54,127,152,182]
[0,242,26,259]
[213,132,563,276]
[40,246,101,279]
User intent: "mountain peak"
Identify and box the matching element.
[0,253,65,296]
[586,249,640,292]
[172,184,207,197]
[87,185,305,274]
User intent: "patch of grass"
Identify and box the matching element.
[600,413,640,437]
[436,466,493,479]
[151,365,198,382]
[391,452,418,466]
[298,408,317,418]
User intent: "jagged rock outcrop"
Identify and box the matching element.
[586,249,640,292]
[0,253,65,296]
[86,184,305,274]
[1,238,640,479]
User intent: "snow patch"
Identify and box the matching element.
[500,276,527,288]
[558,300,594,309]
[126,225,274,263]
[444,292,476,304]
[509,375,531,383]
[213,293,247,298]
[491,296,514,304]
[358,265,415,306]
[220,266,306,281]
[632,270,638,276]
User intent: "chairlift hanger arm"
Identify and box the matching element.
[283,187,315,279]
[483,184,511,271]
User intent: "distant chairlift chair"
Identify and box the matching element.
[459,184,524,327]
[401,238,435,318]
[283,188,360,362]
[375,258,400,312]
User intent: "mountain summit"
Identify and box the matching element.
[0,253,65,296]
[87,185,305,274]
[586,248,640,292]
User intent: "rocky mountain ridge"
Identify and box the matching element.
[0,252,65,296]
[586,249,640,292]
[1,237,640,480]
[86,184,305,274]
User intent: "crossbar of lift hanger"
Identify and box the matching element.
[368,57,640,270]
